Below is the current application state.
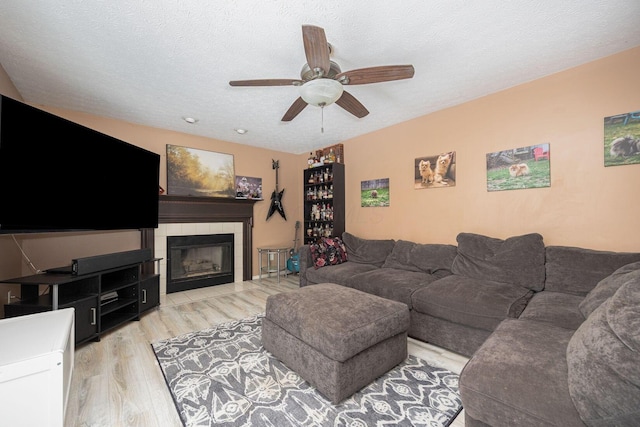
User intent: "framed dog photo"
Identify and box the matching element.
[414,151,456,189]
[604,110,640,167]
[361,178,389,207]
[166,145,235,198]
[235,175,263,200]
[486,143,550,192]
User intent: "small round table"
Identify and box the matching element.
[257,247,291,283]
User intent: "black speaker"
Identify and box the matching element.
[72,248,153,275]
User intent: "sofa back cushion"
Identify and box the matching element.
[382,240,457,274]
[579,261,640,318]
[381,240,422,272]
[567,279,640,425]
[545,246,640,296]
[341,232,395,267]
[451,232,545,290]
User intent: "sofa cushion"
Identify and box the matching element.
[341,232,396,267]
[452,232,545,291]
[567,280,640,426]
[410,242,457,274]
[411,274,533,332]
[579,261,640,318]
[545,246,640,296]
[460,318,584,427]
[518,291,585,330]
[382,240,457,274]
[346,268,437,308]
[381,240,422,272]
[310,236,348,269]
[304,261,378,286]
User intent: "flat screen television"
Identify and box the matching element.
[0,95,160,233]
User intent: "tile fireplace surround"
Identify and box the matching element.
[154,222,242,295]
[141,195,258,296]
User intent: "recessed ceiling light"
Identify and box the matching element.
[183,117,198,124]
[235,128,248,134]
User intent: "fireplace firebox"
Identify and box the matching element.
[166,234,234,293]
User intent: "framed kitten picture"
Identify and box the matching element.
[414,151,456,189]
[603,110,640,167]
[361,178,389,207]
[486,143,550,192]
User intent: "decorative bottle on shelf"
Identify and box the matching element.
[326,148,336,163]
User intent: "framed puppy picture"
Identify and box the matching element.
[361,178,389,207]
[166,145,235,198]
[604,110,640,167]
[486,143,550,192]
[414,152,456,189]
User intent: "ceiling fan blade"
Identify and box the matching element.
[335,90,369,118]
[302,25,331,76]
[229,79,302,87]
[281,97,308,121]
[336,65,415,85]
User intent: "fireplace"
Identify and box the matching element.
[141,195,257,296]
[166,234,234,293]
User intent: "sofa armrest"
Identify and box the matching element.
[298,244,313,287]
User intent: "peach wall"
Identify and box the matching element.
[342,47,640,252]
[0,101,304,281]
[1,46,639,307]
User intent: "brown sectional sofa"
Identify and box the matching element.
[298,231,640,426]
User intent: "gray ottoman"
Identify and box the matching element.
[262,282,410,404]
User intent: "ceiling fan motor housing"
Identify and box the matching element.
[300,61,342,81]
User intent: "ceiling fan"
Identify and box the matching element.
[229,25,415,122]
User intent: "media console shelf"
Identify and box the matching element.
[2,251,161,346]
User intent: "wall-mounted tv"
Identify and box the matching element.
[0,95,160,233]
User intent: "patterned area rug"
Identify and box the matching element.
[152,314,462,427]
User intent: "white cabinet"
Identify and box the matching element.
[0,308,75,427]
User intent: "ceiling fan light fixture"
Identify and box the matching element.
[299,78,343,107]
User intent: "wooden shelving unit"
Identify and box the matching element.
[303,162,345,245]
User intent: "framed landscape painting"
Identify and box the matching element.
[167,145,235,198]
[361,178,389,207]
[604,110,640,167]
[486,143,551,192]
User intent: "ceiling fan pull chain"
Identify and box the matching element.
[321,105,324,133]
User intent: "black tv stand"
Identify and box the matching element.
[2,250,161,345]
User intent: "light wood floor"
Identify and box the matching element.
[65,275,468,426]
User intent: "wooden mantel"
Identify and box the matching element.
[141,195,258,281]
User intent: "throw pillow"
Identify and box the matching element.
[310,237,348,269]
[579,261,640,319]
[342,232,396,267]
[451,232,545,290]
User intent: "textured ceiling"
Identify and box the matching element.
[1,1,639,154]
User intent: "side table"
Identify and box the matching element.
[257,247,291,284]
